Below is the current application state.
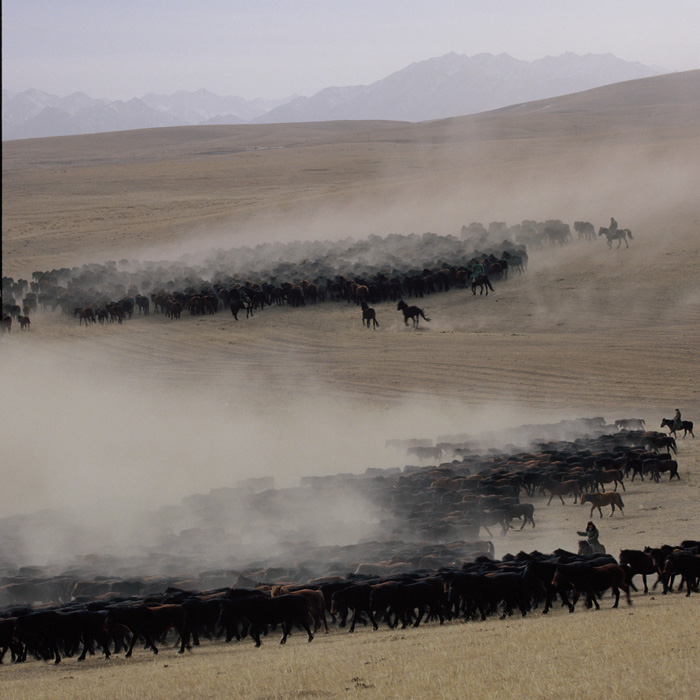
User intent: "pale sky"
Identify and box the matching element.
[3,0,700,101]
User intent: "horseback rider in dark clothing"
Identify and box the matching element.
[577,522,604,553]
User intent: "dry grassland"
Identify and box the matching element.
[2,71,700,698]
[1,595,699,700]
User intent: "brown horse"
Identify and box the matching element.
[595,469,626,491]
[397,300,430,327]
[538,480,581,505]
[18,315,31,331]
[271,586,328,633]
[581,491,625,517]
[74,307,96,325]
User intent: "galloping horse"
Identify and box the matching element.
[471,274,495,296]
[660,418,695,439]
[361,301,379,329]
[397,300,430,327]
[598,226,633,248]
[581,491,625,517]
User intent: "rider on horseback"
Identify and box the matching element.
[577,521,603,553]
[609,217,618,233]
[673,408,682,432]
[470,259,485,282]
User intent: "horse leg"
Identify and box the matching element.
[349,608,358,633]
[611,586,620,608]
[177,626,187,654]
[547,494,554,506]
[559,494,565,505]
[609,504,615,516]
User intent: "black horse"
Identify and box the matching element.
[471,274,495,296]
[397,300,430,327]
[660,418,694,439]
[361,301,379,329]
[230,299,252,320]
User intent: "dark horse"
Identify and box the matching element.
[397,300,430,327]
[360,301,379,330]
[578,539,606,555]
[598,226,633,248]
[660,418,694,439]
[361,301,379,329]
[471,274,495,296]
[230,299,252,320]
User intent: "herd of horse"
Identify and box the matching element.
[1,415,695,665]
[2,224,534,336]
[2,216,635,340]
[2,538,696,665]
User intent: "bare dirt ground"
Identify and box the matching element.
[1,72,699,696]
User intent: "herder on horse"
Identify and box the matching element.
[673,408,683,432]
[577,521,605,554]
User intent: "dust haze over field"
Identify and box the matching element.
[1,332,588,571]
[2,72,700,574]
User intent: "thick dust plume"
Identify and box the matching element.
[1,335,597,574]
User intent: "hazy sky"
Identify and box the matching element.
[3,0,699,100]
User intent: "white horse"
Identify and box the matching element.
[598,226,633,248]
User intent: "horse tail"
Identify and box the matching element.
[617,494,625,508]
[627,230,633,239]
[487,277,494,291]
[421,311,430,322]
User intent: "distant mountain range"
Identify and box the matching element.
[2,52,665,140]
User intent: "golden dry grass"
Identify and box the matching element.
[2,595,699,700]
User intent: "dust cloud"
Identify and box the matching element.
[0,331,595,574]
